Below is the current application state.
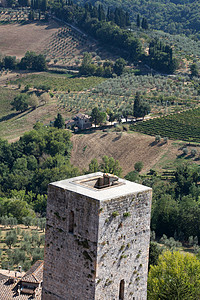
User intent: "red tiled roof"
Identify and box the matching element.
[21,260,43,284]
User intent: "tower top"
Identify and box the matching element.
[49,172,151,201]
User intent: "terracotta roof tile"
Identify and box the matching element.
[21,261,43,283]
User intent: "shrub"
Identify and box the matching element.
[155,135,161,143]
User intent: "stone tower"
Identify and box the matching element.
[42,172,152,300]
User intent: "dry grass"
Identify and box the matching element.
[0,20,60,58]
[70,131,200,175]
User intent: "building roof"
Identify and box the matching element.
[73,113,90,120]
[50,172,152,201]
[21,260,43,283]
[0,272,9,282]
[0,261,43,299]
[0,280,42,299]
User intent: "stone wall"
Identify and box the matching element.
[42,185,100,300]
[95,190,152,300]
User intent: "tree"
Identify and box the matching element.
[149,241,162,267]
[54,113,65,129]
[29,93,39,109]
[40,92,51,105]
[141,17,148,30]
[20,51,47,71]
[148,251,200,300]
[136,14,140,28]
[11,94,29,112]
[124,170,139,182]
[108,111,115,125]
[5,230,17,249]
[133,92,150,119]
[190,63,199,77]
[134,161,143,172]
[100,155,122,176]
[89,158,99,173]
[90,107,106,127]
[3,56,17,70]
[113,58,126,76]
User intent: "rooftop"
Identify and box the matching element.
[0,261,43,299]
[50,172,151,201]
[21,260,43,283]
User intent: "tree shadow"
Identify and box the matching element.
[177,153,186,159]
[100,134,107,138]
[149,141,157,147]
[0,112,21,123]
[16,108,34,119]
[112,134,122,142]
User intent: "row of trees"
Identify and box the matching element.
[148,38,179,74]
[0,125,79,196]
[0,227,44,271]
[0,51,47,72]
[79,53,127,77]
[145,164,200,241]
[50,0,178,73]
[89,92,150,127]
[11,92,50,112]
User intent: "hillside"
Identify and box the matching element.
[70,131,189,175]
[80,0,200,38]
[0,20,60,58]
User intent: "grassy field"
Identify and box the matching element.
[0,87,18,118]
[10,73,105,91]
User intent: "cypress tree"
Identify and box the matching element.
[136,14,140,27]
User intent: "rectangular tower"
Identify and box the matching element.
[42,172,152,300]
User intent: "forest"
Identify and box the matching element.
[77,0,200,39]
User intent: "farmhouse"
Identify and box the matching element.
[65,113,92,130]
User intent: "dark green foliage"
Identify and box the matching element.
[134,161,143,172]
[190,63,199,77]
[11,94,29,112]
[79,54,126,77]
[136,14,140,28]
[148,39,178,73]
[133,92,150,119]
[113,58,126,76]
[2,56,17,70]
[149,164,200,240]
[0,126,78,195]
[141,17,148,30]
[149,241,162,267]
[19,51,47,71]
[124,170,139,182]
[90,107,106,127]
[0,198,35,223]
[54,113,65,129]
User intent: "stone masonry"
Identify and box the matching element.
[42,172,152,300]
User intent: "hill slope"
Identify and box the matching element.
[70,131,174,175]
